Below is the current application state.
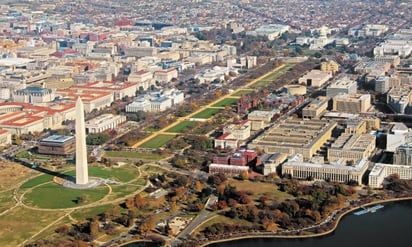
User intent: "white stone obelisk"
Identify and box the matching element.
[75,97,89,185]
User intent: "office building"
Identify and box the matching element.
[369,163,412,188]
[302,96,329,119]
[249,119,337,160]
[38,135,75,155]
[332,93,371,114]
[298,70,333,87]
[326,77,357,97]
[327,133,376,162]
[282,158,368,185]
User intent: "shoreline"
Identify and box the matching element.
[198,196,412,247]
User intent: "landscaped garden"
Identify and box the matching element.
[139,134,176,148]
[166,120,197,133]
[212,98,239,107]
[191,108,222,119]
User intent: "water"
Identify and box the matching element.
[210,200,412,247]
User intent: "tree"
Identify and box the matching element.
[76,194,89,204]
[140,217,156,236]
[134,194,146,209]
[89,218,100,239]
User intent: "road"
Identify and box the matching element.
[131,64,287,148]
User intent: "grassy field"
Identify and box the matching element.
[142,165,168,174]
[104,151,168,161]
[24,182,109,209]
[20,174,54,189]
[15,150,52,160]
[139,134,176,149]
[250,64,293,88]
[0,190,14,213]
[191,108,221,119]
[70,204,114,221]
[228,179,293,201]
[0,207,67,246]
[231,90,255,97]
[0,162,37,189]
[108,184,143,200]
[166,121,197,133]
[212,98,239,107]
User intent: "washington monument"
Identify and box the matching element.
[75,97,89,185]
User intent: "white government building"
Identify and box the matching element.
[85,114,126,134]
[282,158,369,185]
[125,89,184,113]
[369,163,412,188]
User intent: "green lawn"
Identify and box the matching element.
[24,182,109,209]
[15,150,51,160]
[20,174,54,189]
[229,179,293,201]
[212,98,239,107]
[166,121,197,133]
[250,64,293,88]
[0,190,14,213]
[191,108,221,119]
[104,151,168,161]
[139,134,176,149]
[231,90,255,97]
[70,204,114,221]
[0,207,66,246]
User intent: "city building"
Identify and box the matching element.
[209,164,249,177]
[282,158,369,185]
[375,76,390,93]
[0,102,76,135]
[302,96,329,119]
[13,86,55,104]
[284,85,307,96]
[249,119,337,160]
[326,77,357,97]
[38,135,75,155]
[386,122,410,152]
[215,120,251,149]
[332,93,371,114]
[298,69,333,87]
[247,110,276,123]
[348,24,388,37]
[387,87,412,114]
[262,153,288,176]
[327,133,376,162]
[85,114,126,134]
[71,81,138,101]
[246,24,289,41]
[321,60,339,74]
[128,70,154,90]
[369,163,412,188]
[125,89,184,113]
[55,89,113,113]
[394,142,412,166]
[0,129,11,146]
[154,68,178,82]
[374,55,401,67]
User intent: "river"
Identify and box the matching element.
[210,200,412,247]
[123,201,412,247]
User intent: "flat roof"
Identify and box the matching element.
[41,135,74,143]
[0,58,34,66]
